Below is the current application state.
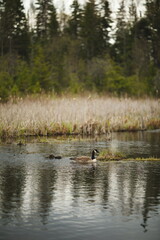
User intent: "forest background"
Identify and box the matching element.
[0,0,160,101]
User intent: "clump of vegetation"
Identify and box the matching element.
[98,149,126,161]
[126,157,160,161]
[98,150,160,161]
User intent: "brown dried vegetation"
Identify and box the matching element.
[0,96,160,139]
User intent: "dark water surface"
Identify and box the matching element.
[0,130,160,240]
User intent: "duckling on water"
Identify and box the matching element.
[73,149,99,163]
[46,154,62,159]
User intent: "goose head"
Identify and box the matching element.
[91,149,99,161]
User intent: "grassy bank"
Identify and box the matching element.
[0,95,160,138]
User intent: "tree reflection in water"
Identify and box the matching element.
[0,136,160,239]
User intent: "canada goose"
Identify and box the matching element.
[73,149,99,163]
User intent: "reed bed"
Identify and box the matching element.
[0,95,160,138]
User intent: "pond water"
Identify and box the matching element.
[0,130,160,240]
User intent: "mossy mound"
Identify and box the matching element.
[97,150,126,161]
[98,150,160,161]
[126,157,160,161]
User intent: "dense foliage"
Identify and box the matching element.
[0,0,160,101]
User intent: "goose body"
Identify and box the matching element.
[74,149,99,163]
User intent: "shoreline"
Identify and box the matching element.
[0,96,160,139]
[0,128,160,144]
[1,122,160,140]
[1,128,160,141]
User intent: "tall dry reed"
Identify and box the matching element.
[0,96,160,138]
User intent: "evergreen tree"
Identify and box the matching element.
[48,3,59,38]
[129,0,138,24]
[14,0,30,57]
[116,0,126,34]
[144,0,160,95]
[67,0,82,38]
[99,0,112,52]
[125,0,138,75]
[113,0,129,69]
[130,2,152,78]
[0,0,29,57]
[80,0,102,59]
[0,0,4,55]
[36,0,59,41]
[145,0,160,67]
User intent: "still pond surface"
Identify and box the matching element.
[0,130,160,240]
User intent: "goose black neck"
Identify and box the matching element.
[91,150,95,160]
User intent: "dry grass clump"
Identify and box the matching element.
[0,95,160,138]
